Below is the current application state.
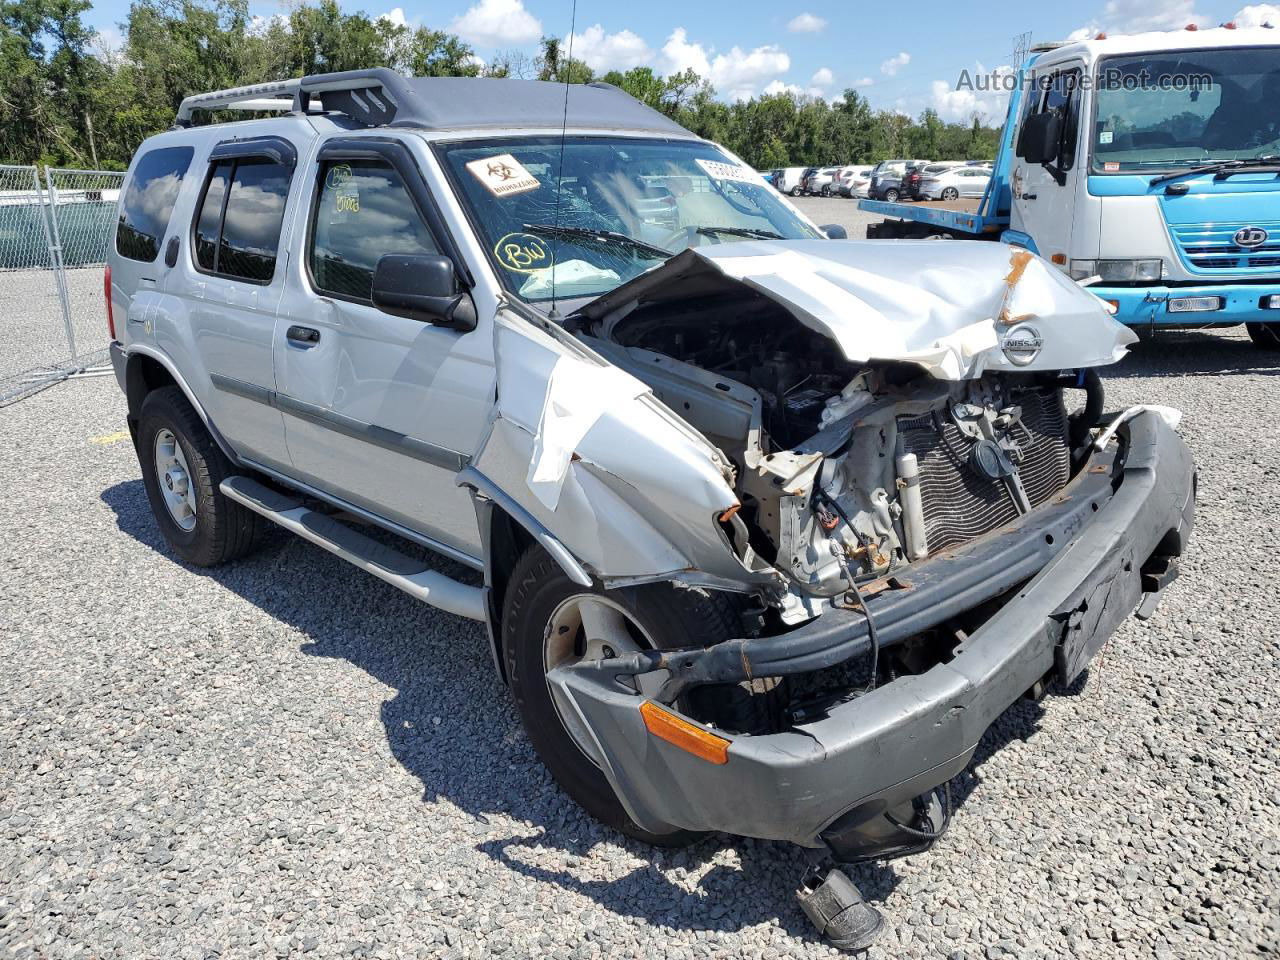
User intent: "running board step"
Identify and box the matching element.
[220,476,485,621]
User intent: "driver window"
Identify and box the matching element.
[1043,68,1083,171]
[310,158,439,302]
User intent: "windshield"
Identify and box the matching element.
[1092,47,1280,172]
[438,136,820,303]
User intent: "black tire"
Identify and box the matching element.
[940,187,959,201]
[136,386,265,567]
[501,545,743,847]
[1247,322,1280,350]
[885,188,900,202]
[790,186,802,197]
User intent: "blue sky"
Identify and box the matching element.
[85,0,1275,121]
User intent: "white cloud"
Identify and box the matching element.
[880,51,910,76]
[1232,3,1280,26]
[567,24,653,71]
[660,27,711,76]
[930,62,1013,122]
[1065,23,1100,40]
[786,12,827,32]
[763,80,804,97]
[810,66,834,87]
[449,0,542,47]
[855,76,874,87]
[378,7,407,27]
[660,28,790,100]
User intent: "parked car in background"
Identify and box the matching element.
[917,165,993,201]
[772,166,807,196]
[905,162,965,199]
[833,165,873,197]
[869,160,930,202]
[803,166,843,196]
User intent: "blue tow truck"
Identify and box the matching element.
[860,26,1280,348]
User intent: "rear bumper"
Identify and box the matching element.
[1096,280,1280,326]
[548,411,1195,849]
[110,340,127,393]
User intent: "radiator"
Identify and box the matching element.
[898,389,1070,553]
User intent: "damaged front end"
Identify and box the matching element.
[468,240,1195,870]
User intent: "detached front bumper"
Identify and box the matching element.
[548,411,1195,850]
[1097,280,1280,327]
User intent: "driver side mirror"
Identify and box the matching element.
[1018,112,1062,166]
[372,254,477,332]
[821,223,848,240]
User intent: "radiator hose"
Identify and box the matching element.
[1068,368,1105,449]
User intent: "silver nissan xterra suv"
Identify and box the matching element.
[106,69,1196,950]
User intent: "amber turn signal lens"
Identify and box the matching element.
[639,701,730,765]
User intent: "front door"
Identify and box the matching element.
[1012,64,1085,265]
[274,137,494,561]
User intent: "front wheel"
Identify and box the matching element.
[940,187,959,201]
[884,188,900,202]
[137,386,265,566]
[1247,322,1280,350]
[502,546,748,846]
[790,186,802,197]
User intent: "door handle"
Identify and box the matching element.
[286,325,321,346]
[1021,193,1038,201]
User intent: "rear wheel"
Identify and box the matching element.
[790,186,802,197]
[885,188,900,202]
[137,386,265,566]
[502,546,750,846]
[1247,322,1280,350]
[940,187,959,201]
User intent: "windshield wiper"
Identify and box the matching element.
[1150,155,1280,187]
[522,223,671,260]
[695,225,784,240]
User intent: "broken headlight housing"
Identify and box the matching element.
[1069,258,1163,282]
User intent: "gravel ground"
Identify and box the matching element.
[0,267,112,398]
[789,195,881,239]
[2,326,1279,959]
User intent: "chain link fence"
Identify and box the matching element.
[0,164,124,405]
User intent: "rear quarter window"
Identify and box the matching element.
[116,146,194,263]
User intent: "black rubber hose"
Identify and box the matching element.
[1069,368,1105,448]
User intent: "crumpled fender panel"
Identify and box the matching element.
[471,313,762,586]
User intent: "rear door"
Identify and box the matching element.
[179,136,297,470]
[273,136,494,561]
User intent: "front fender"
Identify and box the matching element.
[477,311,768,589]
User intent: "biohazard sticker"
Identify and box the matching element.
[466,154,541,197]
[695,158,761,184]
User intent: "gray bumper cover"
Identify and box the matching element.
[547,411,1196,848]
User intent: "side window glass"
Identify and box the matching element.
[194,162,231,271]
[310,159,440,302]
[117,146,194,263]
[193,158,291,283]
[1045,69,1083,170]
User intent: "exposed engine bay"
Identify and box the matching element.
[572,287,1091,612]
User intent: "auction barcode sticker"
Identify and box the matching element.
[466,154,541,197]
[696,158,761,184]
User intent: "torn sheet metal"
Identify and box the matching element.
[580,240,1137,380]
[527,354,649,510]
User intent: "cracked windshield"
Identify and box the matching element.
[439,136,821,303]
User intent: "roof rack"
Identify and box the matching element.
[175,68,421,129]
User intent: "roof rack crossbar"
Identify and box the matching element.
[175,68,423,129]
[175,79,303,127]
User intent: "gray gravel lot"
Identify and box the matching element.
[2,328,1279,955]
[0,267,112,397]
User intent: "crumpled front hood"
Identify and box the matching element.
[578,239,1136,379]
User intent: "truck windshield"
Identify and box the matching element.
[1092,47,1280,172]
[437,136,821,303]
